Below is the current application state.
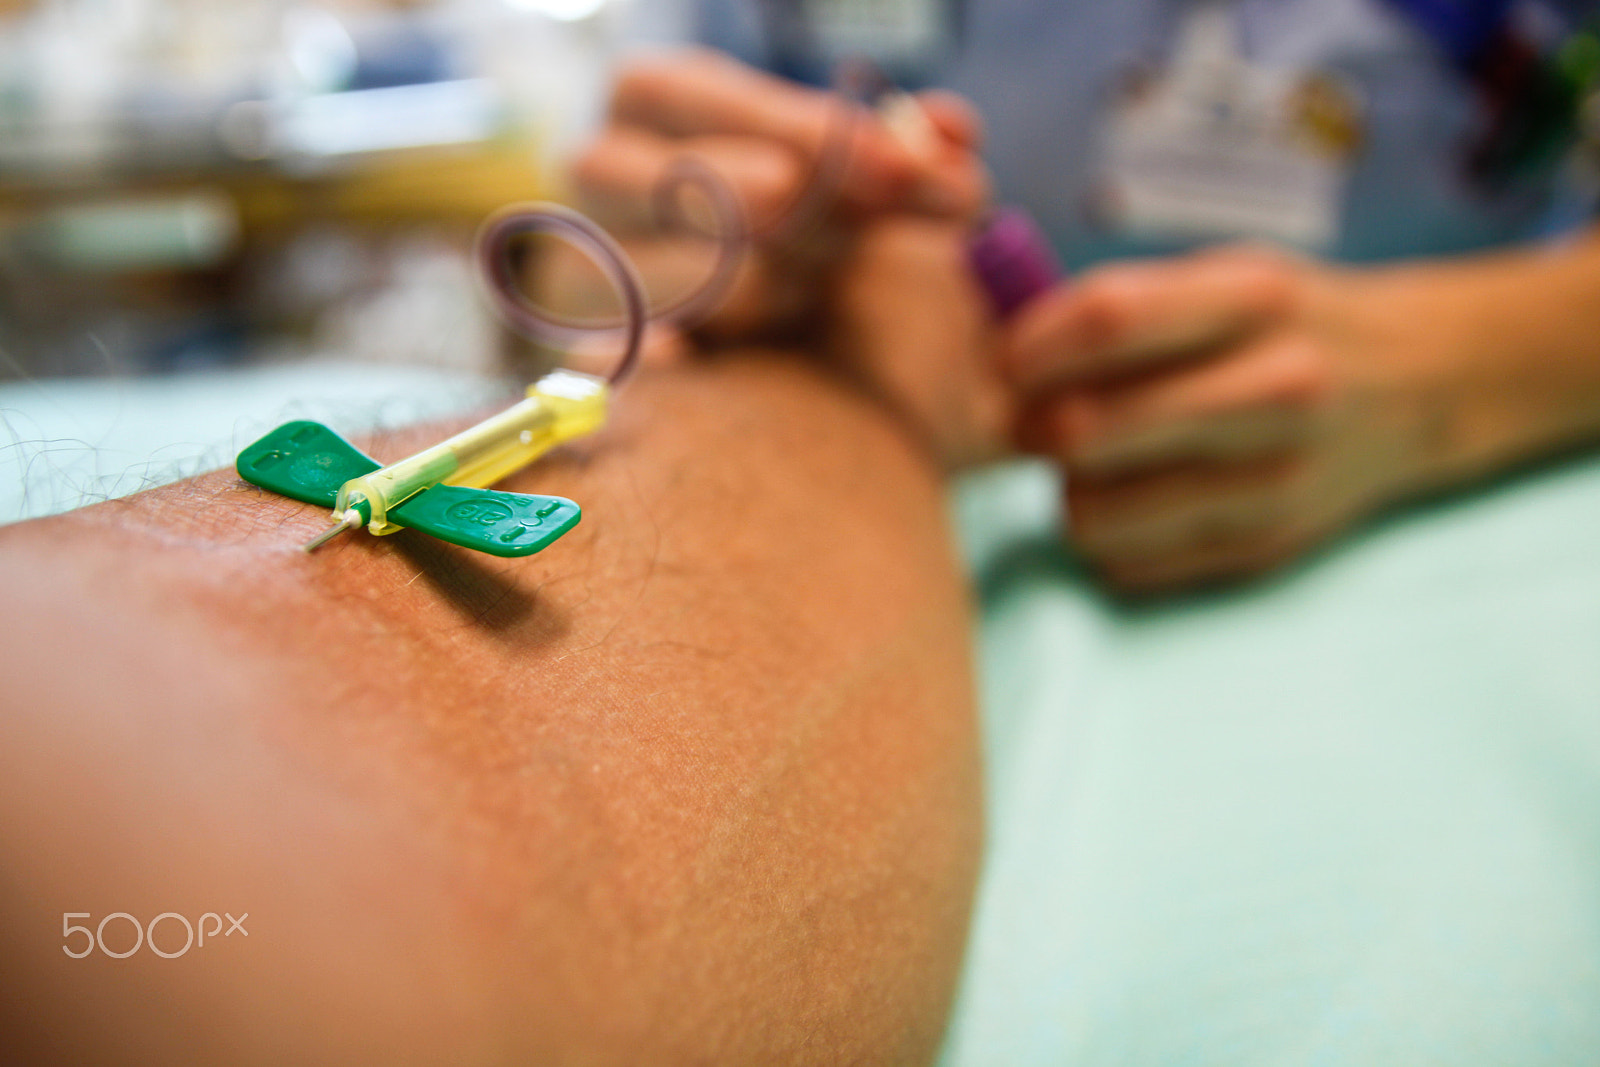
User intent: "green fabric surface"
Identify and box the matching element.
[942,458,1600,1065]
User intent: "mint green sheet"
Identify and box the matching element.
[943,458,1600,1064]
[5,368,1597,1061]
[0,364,508,524]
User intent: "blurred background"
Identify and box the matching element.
[0,0,638,382]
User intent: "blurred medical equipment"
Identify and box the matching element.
[238,202,644,555]
[481,158,748,346]
[0,0,623,378]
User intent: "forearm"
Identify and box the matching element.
[0,356,981,1065]
[1357,225,1600,483]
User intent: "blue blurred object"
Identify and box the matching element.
[348,21,457,90]
[691,0,1595,269]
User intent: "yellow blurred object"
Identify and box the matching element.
[229,143,552,232]
[0,143,550,237]
[332,367,607,535]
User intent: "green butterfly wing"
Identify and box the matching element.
[236,421,379,508]
[389,484,581,558]
[238,421,580,557]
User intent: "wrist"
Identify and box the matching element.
[1350,247,1600,492]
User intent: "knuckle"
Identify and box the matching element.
[1263,337,1337,409]
[1206,242,1305,315]
[609,60,661,110]
[1243,258,1301,317]
[847,128,917,195]
[610,51,710,117]
[1070,274,1137,352]
[740,153,804,220]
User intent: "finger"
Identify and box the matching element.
[611,48,834,146]
[897,92,990,216]
[868,96,990,216]
[1003,245,1302,390]
[1022,335,1333,475]
[913,91,984,151]
[1017,389,1307,476]
[608,50,980,217]
[530,184,807,338]
[573,127,806,233]
[1092,522,1319,596]
[1066,453,1307,557]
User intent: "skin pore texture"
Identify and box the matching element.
[0,356,982,1066]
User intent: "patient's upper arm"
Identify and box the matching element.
[0,357,982,1066]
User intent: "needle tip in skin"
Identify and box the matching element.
[302,510,363,553]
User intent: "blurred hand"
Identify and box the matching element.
[1004,243,1540,594]
[831,216,1012,469]
[560,48,988,347]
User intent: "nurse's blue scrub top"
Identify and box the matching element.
[674,0,1594,270]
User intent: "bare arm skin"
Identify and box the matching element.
[0,356,982,1066]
